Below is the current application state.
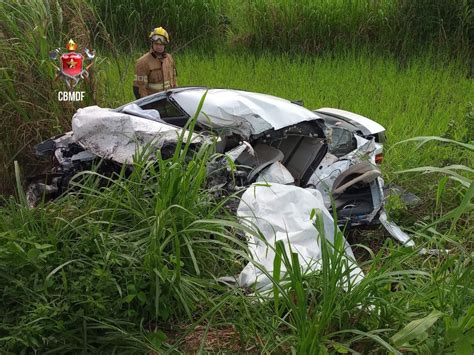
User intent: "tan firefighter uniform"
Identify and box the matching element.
[134,51,177,98]
[133,27,177,98]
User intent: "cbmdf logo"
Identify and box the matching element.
[49,39,95,101]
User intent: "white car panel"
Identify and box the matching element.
[316,107,385,134]
[173,89,322,138]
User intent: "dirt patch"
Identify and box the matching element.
[162,324,257,353]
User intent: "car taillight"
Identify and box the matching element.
[375,153,384,164]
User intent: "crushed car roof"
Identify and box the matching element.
[173,88,322,136]
[140,87,324,138]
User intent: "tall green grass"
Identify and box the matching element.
[90,0,225,52]
[0,0,98,194]
[393,137,473,247]
[0,104,249,351]
[90,0,473,56]
[229,0,396,52]
[243,0,472,55]
[2,138,472,351]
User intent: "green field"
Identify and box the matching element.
[1,0,473,353]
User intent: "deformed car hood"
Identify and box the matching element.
[72,106,205,164]
[173,89,322,139]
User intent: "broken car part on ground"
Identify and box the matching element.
[27,87,415,290]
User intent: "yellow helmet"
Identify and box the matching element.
[149,27,169,45]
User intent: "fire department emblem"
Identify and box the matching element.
[49,39,95,90]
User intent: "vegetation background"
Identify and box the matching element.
[0,0,473,353]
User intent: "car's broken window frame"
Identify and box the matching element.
[114,92,191,128]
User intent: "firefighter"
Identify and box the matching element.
[133,26,177,99]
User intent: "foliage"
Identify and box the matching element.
[90,0,225,52]
[229,0,472,56]
[0,0,98,194]
[0,0,473,352]
[0,100,246,352]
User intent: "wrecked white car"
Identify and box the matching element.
[27,87,412,247]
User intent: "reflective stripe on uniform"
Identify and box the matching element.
[148,81,171,90]
[134,74,148,82]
